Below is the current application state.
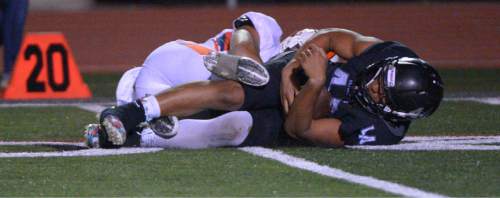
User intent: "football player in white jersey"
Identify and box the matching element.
[116,11,283,106]
[85,11,286,148]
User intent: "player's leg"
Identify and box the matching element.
[98,50,292,146]
[202,12,283,87]
[99,79,245,145]
[204,52,269,86]
[144,41,211,86]
[100,42,210,145]
[97,43,262,147]
[1,0,28,88]
[238,108,287,147]
[153,52,290,118]
[239,11,283,62]
[140,107,291,148]
[99,70,284,147]
[85,71,233,148]
[140,107,297,148]
[116,40,207,105]
[203,26,271,87]
[141,111,252,148]
[116,67,144,105]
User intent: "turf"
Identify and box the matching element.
[1,101,497,144]
[283,148,500,197]
[82,72,122,99]
[1,69,499,197]
[409,101,500,136]
[438,68,500,96]
[0,107,96,141]
[0,149,389,197]
[0,145,60,153]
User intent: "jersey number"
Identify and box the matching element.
[25,44,70,92]
[358,125,376,145]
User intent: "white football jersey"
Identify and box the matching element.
[116,11,283,105]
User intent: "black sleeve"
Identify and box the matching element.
[343,41,420,75]
[335,105,409,145]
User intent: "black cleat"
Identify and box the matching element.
[83,123,121,148]
[99,101,146,145]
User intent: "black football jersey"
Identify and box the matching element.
[326,41,419,145]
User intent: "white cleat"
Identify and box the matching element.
[83,124,101,148]
[146,116,179,139]
[203,52,269,87]
[101,115,127,145]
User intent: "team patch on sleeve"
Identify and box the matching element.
[214,32,233,52]
[336,105,408,145]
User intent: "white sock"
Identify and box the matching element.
[140,111,253,149]
[140,96,161,121]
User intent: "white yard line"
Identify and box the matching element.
[0,102,113,108]
[349,135,500,151]
[0,147,163,158]
[0,141,163,158]
[239,147,447,198]
[444,96,500,105]
[0,141,84,146]
[0,102,109,115]
[76,104,107,113]
[350,143,500,151]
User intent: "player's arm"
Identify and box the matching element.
[228,25,263,64]
[285,81,344,147]
[296,118,344,147]
[282,28,381,74]
[297,28,382,60]
[284,44,344,147]
[281,28,382,113]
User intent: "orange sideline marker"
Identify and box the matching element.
[3,32,92,100]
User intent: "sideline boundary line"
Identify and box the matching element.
[239,147,447,198]
[0,141,163,158]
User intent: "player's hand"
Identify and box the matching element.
[281,60,300,114]
[296,44,327,85]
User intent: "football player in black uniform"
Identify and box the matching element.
[96,28,443,148]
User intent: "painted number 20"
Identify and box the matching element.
[25,44,70,92]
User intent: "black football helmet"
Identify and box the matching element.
[354,57,444,121]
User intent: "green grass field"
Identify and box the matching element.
[1,68,499,196]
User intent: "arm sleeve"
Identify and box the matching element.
[336,105,409,145]
[342,41,420,75]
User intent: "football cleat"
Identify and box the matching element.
[141,116,179,139]
[83,124,101,148]
[99,102,146,146]
[101,115,128,145]
[203,52,269,86]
